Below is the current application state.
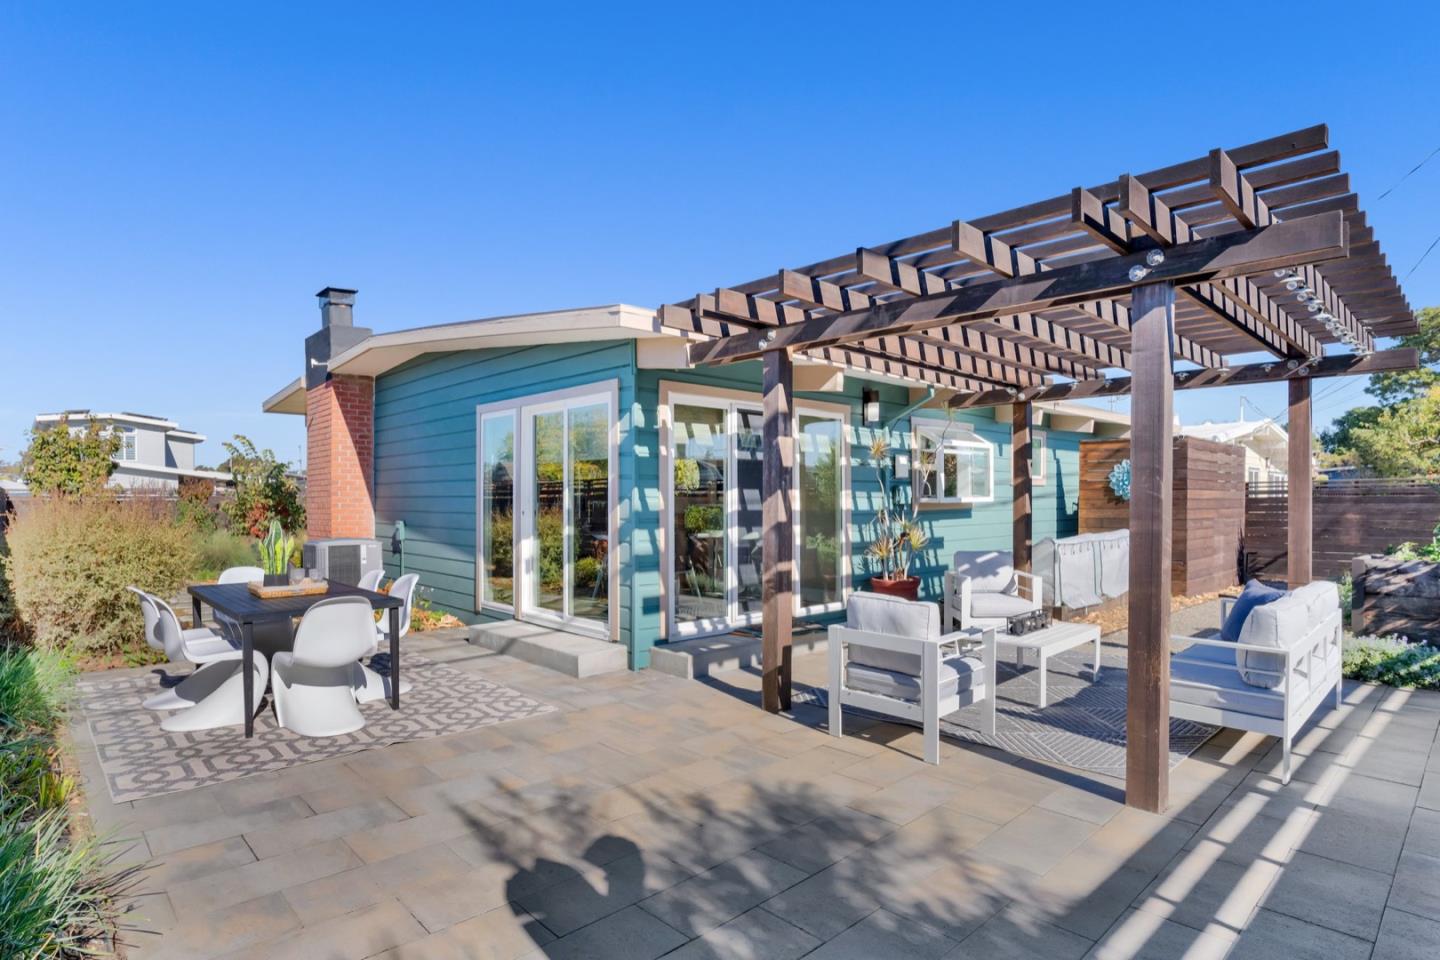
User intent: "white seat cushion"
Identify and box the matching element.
[969,592,1036,620]
[1235,594,1309,689]
[847,655,985,702]
[1171,655,1288,720]
[845,592,938,676]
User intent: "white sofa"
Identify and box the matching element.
[943,549,1041,632]
[829,592,996,764]
[1033,530,1129,610]
[1169,581,1343,783]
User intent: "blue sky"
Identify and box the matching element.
[2,2,1437,468]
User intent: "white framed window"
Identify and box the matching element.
[115,427,137,462]
[1029,430,1047,484]
[1247,467,1260,485]
[914,422,995,504]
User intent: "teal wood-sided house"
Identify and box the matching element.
[265,292,1128,670]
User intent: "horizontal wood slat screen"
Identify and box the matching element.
[1244,479,1440,582]
[1079,437,1245,595]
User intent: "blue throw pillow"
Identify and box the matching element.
[1221,579,1286,642]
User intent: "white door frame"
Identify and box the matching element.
[659,381,850,641]
[474,380,620,641]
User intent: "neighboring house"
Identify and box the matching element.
[1178,417,1290,486]
[264,288,1131,669]
[30,411,232,492]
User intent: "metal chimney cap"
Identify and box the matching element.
[315,287,358,305]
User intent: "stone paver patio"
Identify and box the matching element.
[73,615,1440,960]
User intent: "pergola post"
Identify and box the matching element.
[1126,282,1175,813]
[761,349,795,713]
[1012,402,1034,578]
[1287,377,1313,587]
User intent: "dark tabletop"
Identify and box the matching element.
[187,580,403,624]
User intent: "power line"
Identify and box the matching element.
[1403,231,1440,282]
[1377,144,1440,201]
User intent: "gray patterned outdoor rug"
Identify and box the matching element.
[795,644,1217,778]
[76,654,556,803]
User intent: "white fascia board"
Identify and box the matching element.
[34,411,179,430]
[262,377,307,415]
[327,304,665,378]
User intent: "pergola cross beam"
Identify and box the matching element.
[686,212,1349,366]
[1113,176,1322,358]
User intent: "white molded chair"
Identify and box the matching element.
[136,592,268,732]
[357,569,385,592]
[829,592,997,765]
[354,573,418,704]
[272,597,377,737]
[943,549,1042,632]
[133,589,244,712]
[218,566,265,585]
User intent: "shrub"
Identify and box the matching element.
[220,436,304,536]
[574,556,601,588]
[176,477,220,533]
[1,646,127,958]
[1343,634,1440,690]
[2,498,199,655]
[193,529,257,581]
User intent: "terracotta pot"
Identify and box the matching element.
[868,576,921,601]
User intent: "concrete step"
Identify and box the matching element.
[649,630,829,680]
[468,620,628,678]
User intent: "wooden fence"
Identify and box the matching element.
[1079,437,1246,595]
[1244,477,1440,582]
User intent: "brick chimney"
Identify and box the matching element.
[305,287,376,540]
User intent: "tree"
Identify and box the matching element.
[1346,385,1440,477]
[1321,306,1440,475]
[19,416,120,495]
[220,435,305,536]
[1365,306,1440,406]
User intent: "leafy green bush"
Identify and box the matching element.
[1,646,126,958]
[2,498,199,655]
[684,504,723,535]
[221,436,304,537]
[1343,634,1440,690]
[574,556,601,588]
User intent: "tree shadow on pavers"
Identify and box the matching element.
[445,774,1034,957]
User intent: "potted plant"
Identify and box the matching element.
[863,436,932,601]
[257,519,296,587]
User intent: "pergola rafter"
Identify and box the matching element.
[658,126,1419,816]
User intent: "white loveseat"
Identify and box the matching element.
[829,592,996,764]
[1169,581,1343,783]
[943,550,1041,632]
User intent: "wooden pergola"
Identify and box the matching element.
[659,125,1420,813]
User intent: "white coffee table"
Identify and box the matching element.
[996,621,1102,708]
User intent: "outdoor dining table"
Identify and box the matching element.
[187,580,405,738]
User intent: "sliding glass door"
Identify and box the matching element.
[667,390,847,638]
[477,383,616,639]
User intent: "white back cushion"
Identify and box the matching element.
[845,592,938,676]
[953,550,1015,595]
[1236,594,1309,688]
[1290,581,1340,626]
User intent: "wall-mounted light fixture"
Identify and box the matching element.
[862,388,880,426]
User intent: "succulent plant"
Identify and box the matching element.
[257,519,295,575]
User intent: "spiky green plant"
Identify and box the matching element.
[1,645,130,957]
[256,519,295,576]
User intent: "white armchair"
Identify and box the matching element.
[828,592,996,765]
[944,549,1041,632]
